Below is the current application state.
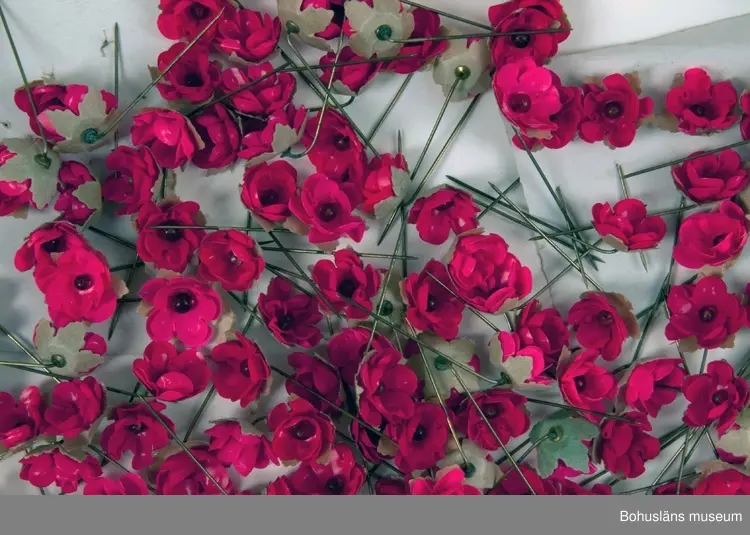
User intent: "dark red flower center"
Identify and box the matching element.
[160,222,184,242]
[189,3,209,19]
[712,233,727,246]
[277,313,294,330]
[412,424,427,442]
[484,405,499,418]
[712,390,728,405]
[227,252,241,265]
[128,423,146,434]
[597,310,614,326]
[699,306,717,323]
[290,420,316,440]
[241,115,269,134]
[510,33,531,48]
[318,203,338,222]
[74,274,93,291]
[330,3,346,27]
[336,278,358,298]
[42,237,64,253]
[170,291,197,313]
[508,93,531,113]
[690,104,707,117]
[333,134,351,151]
[604,101,624,118]
[239,360,251,377]
[259,188,279,205]
[426,294,439,312]
[182,72,204,88]
[326,476,345,494]
[434,200,455,212]
[574,376,586,391]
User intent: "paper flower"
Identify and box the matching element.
[515,299,568,370]
[671,149,749,205]
[0,138,61,212]
[267,397,335,464]
[277,0,345,51]
[14,221,88,272]
[489,331,553,388]
[567,291,640,361]
[205,420,278,476]
[100,401,174,470]
[42,376,106,440]
[191,104,241,170]
[215,7,281,63]
[153,43,221,103]
[102,146,162,215]
[387,402,448,472]
[556,348,617,423]
[284,444,365,494]
[258,277,323,348]
[132,341,211,401]
[311,248,381,319]
[240,160,300,230]
[325,327,390,384]
[594,411,659,479]
[716,409,750,470]
[386,7,447,74]
[238,104,308,167]
[437,440,501,491]
[219,62,296,115]
[157,0,229,42]
[197,230,265,292]
[401,260,465,340]
[286,352,343,413]
[83,474,150,495]
[409,465,482,495]
[531,412,599,478]
[663,68,738,135]
[591,198,667,251]
[432,33,491,102]
[408,186,479,245]
[344,0,415,58]
[319,46,381,95]
[0,387,42,452]
[131,108,204,169]
[54,161,100,224]
[617,357,686,418]
[155,446,234,495]
[683,360,749,434]
[19,446,102,494]
[454,388,530,451]
[32,319,106,377]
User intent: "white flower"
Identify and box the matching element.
[33,319,105,377]
[345,0,415,58]
[44,89,119,153]
[438,439,501,490]
[278,0,336,51]
[433,32,491,102]
[412,333,480,399]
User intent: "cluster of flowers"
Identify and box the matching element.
[2,0,750,497]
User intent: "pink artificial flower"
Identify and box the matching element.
[286,352,342,413]
[683,360,749,434]
[286,444,365,495]
[319,46,381,94]
[591,198,667,251]
[267,397,335,464]
[350,419,390,464]
[693,467,750,495]
[491,331,552,386]
[289,173,366,246]
[218,63,296,115]
[409,465,482,495]
[493,58,562,139]
[557,349,617,422]
[155,42,221,103]
[447,231,532,313]
[155,446,234,495]
[83,474,150,495]
[139,276,224,348]
[326,327,391,384]
[384,7,447,74]
[567,291,639,361]
[619,358,686,417]
[388,402,449,473]
[42,377,105,439]
[375,478,409,495]
[579,73,653,148]
[157,0,227,42]
[191,103,241,170]
[136,200,206,274]
[210,333,272,407]
[303,110,364,179]
[512,79,583,150]
[131,108,202,169]
[0,173,33,217]
[311,249,380,319]
[265,475,293,495]
[672,200,748,272]
[20,447,102,494]
[454,388,530,450]
[214,7,281,63]
[258,277,323,348]
[665,276,745,351]
[14,222,88,273]
[237,104,307,162]
[54,161,97,224]
[132,341,210,401]
[671,150,749,204]
[402,260,465,340]
[489,463,554,495]
[102,146,161,215]
[357,344,419,428]
[408,187,480,245]
[515,299,569,370]
[362,153,409,217]
[664,68,738,135]
[596,411,660,478]
[197,230,265,291]
[240,160,298,227]
[34,248,119,327]
[205,420,278,476]
[13,82,66,141]
[0,386,42,450]
[100,401,174,470]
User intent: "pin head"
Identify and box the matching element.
[50,354,67,368]
[375,24,393,41]
[285,20,300,34]
[548,426,563,442]
[34,153,52,169]
[454,65,471,80]
[379,300,393,316]
[434,356,450,371]
[81,128,101,144]
[462,462,476,478]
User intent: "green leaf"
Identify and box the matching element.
[530,411,599,478]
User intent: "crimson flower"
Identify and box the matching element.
[155,43,220,103]
[100,401,174,470]
[489,463,554,495]
[157,0,227,42]
[286,444,365,495]
[693,468,750,495]
[408,187,479,245]
[155,446,234,495]
[557,349,617,422]
[83,474,150,495]
[671,149,749,204]
[384,7,447,74]
[205,420,278,476]
[357,344,418,427]
[326,327,391,384]
[454,388,530,450]
[0,387,42,450]
[595,411,660,478]
[409,465,482,495]
[619,358,686,418]
[214,7,281,63]
[303,110,364,179]
[311,249,380,319]
[286,352,342,413]
[512,79,583,150]
[131,108,202,169]
[191,104,241,170]
[683,360,749,434]
[567,291,639,361]
[133,341,210,401]
[664,68,738,135]
[14,221,88,273]
[319,46,381,94]
[42,377,105,439]
[218,63,296,115]
[197,230,265,292]
[211,333,271,407]
[19,447,102,494]
[388,402,449,473]
[515,299,568,370]
[591,198,667,251]
[136,200,206,274]
[258,277,323,348]
[402,260,464,340]
[240,160,298,227]
[267,397,335,464]
[54,161,97,224]
[102,146,161,215]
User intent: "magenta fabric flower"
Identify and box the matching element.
[205,420,278,476]
[214,7,281,63]
[240,160,298,227]
[665,276,745,351]
[567,291,639,361]
[303,110,365,179]
[100,401,174,470]
[136,200,206,274]
[54,161,97,224]
[155,446,234,495]
[319,46,381,94]
[0,175,33,217]
[672,200,749,272]
[155,42,221,104]
[447,231,532,313]
[672,150,749,204]
[387,402,449,473]
[102,146,161,215]
[133,341,210,401]
[218,63,296,115]
[258,277,323,348]
[197,230,265,292]
[286,444,366,495]
[664,68,738,135]
[14,222,88,273]
[286,352,342,413]
[83,474,150,495]
[290,173,366,246]
[326,327,391,384]
[191,103,241,170]
[410,465,482,495]
[130,108,202,169]
[362,152,409,217]
[401,260,465,340]
[490,331,552,386]
[13,82,66,141]
[20,447,102,494]
[0,386,42,450]
[557,349,617,422]
[357,344,419,428]
[138,276,224,348]
[515,299,569,370]
[512,80,583,150]
[683,360,749,434]
[579,73,653,148]
[454,388,530,450]
[268,397,335,464]
[238,104,307,163]
[408,187,480,245]
[596,411,660,479]
[41,377,106,439]
[311,249,380,319]
[619,358,686,418]
[493,58,562,139]
[591,198,667,251]
[211,333,271,407]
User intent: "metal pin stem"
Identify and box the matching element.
[367,73,414,143]
[112,22,120,147]
[477,178,520,220]
[400,0,493,30]
[0,323,59,383]
[424,270,500,332]
[389,27,570,43]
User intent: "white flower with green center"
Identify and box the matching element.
[345,0,415,58]
[433,31,491,102]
